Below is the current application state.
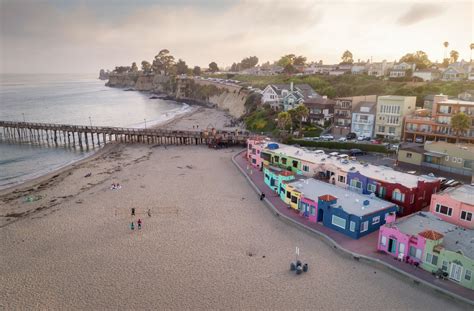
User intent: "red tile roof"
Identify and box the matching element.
[419,230,444,240]
[319,194,337,202]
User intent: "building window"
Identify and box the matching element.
[281,158,287,165]
[445,156,449,161]
[461,210,473,222]
[350,179,362,189]
[378,126,385,132]
[435,203,453,216]
[331,215,346,229]
[466,270,472,281]
[360,221,368,232]
[338,175,346,183]
[350,221,356,232]
[425,253,438,266]
[380,235,387,246]
[410,194,415,204]
[388,127,396,134]
[291,196,298,204]
[367,183,376,193]
[392,189,405,202]
[416,248,422,259]
[406,152,412,159]
[452,157,457,163]
[409,246,417,257]
[372,216,380,225]
[310,206,316,216]
[442,261,449,272]
[303,165,309,172]
[292,160,298,168]
[286,191,291,199]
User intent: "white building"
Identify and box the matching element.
[389,62,416,78]
[351,101,377,138]
[375,95,417,140]
[412,69,441,81]
[367,60,394,77]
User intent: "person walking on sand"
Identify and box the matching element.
[137,219,142,230]
[147,209,151,217]
[131,207,135,216]
[130,221,135,231]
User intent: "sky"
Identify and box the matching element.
[0,0,473,74]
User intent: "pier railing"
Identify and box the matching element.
[0,121,252,149]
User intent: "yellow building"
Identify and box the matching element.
[375,95,417,141]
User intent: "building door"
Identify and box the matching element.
[317,208,324,222]
[378,186,386,198]
[449,263,463,282]
[388,238,397,254]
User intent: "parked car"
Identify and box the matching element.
[371,139,382,144]
[338,137,347,142]
[314,150,325,155]
[358,135,371,141]
[415,137,424,143]
[329,152,339,157]
[349,148,366,156]
[320,134,334,141]
[337,154,349,160]
[346,132,357,140]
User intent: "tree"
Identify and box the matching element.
[277,54,296,67]
[113,66,130,74]
[470,43,474,62]
[283,63,297,74]
[152,49,175,75]
[141,61,151,73]
[442,58,450,67]
[130,62,138,72]
[399,51,432,69]
[443,41,449,59]
[294,104,309,132]
[450,50,459,63]
[341,50,354,64]
[240,56,259,69]
[293,55,307,66]
[450,112,470,142]
[193,66,201,76]
[208,62,219,72]
[277,111,292,130]
[175,59,188,75]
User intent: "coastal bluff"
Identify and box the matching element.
[105,73,249,118]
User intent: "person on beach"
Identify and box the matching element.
[260,192,265,201]
[130,222,135,230]
[131,207,135,216]
[137,219,142,230]
[147,209,151,217]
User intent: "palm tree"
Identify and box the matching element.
[443,41,449,59]
[450,112,470,142]
[450,50,459,63]
[470,43,474,63]
[294,104,309,134]
[277,111,292,131]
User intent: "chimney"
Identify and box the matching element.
[290,81,294,92]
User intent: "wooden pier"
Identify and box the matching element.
[0,121,251,149]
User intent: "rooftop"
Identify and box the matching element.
[388,212,474,258]
[287,178,395,216]
[438,98,474,106]
[265,143,438,188]
[443,185,474,206]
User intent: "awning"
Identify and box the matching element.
[424,151,446,157]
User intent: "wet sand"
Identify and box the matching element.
[0,110,470,310]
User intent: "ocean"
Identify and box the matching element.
[0,74,190,189]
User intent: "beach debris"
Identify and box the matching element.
[185,165,194,169]
[24,195,43,203]
[84,172,92,178]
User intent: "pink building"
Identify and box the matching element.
[246,137,268,169]
[377,212,456,264]
[430,185,474,229]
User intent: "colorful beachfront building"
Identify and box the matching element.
[247,137,271,169]
[430,185,474,229]
[252,142,439,217]
[378,212,474,290]
[263,165,295,195]
[282,178,398,239]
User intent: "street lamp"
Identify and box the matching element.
[88,116,92,127]
[22,113,25,122]
[144,118,147,129]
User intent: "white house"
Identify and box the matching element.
[261,83,320,111]
[413,69,441,81]
[389,62,416,78]
[367,60,393,77]
[351,101,377,138]
[351,64,367,74]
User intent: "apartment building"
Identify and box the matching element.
[403,94,474,144]
[375,95,416,140]
[351,101,377,138]
[332,95,377,136]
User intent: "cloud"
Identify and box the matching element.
[397,3,444,26]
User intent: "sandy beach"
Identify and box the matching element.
[0,109,470,310]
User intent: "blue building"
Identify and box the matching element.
[285,179,398,239]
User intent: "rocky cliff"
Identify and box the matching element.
[106,73,249,118]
